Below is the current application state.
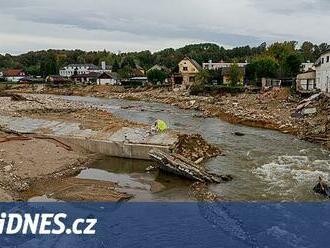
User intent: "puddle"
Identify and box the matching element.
[77,157,194,202]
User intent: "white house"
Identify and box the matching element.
[2,69,26,82]
[296,70,317,93]
[202,60,248,70]
[301,62,315,72]
[59,61,112,77]
[97,72,120,85]
[315,49,330,93]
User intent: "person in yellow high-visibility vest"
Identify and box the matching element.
[154,119,168,132]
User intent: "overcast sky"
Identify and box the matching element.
[0,0,329,54]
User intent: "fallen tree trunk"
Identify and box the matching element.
[149,149,232,183]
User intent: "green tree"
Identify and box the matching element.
[146,69,168,84]
[118,65,133,79]
[190,70,210,94]
[249,56,279,80]
[284,53,302,77]
[300,41,315,62]
[228,63,243,85]
[112,60,120,72]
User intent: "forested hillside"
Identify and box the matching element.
[0,41,328,79]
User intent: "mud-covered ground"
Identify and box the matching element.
[0,94,143,202]
[0,93,144,132]
[14,84,328,149]
[0,92,220,202]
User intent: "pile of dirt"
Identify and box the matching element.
[0,131,90,199]
[26,178,132,202]
[171,134,221,163]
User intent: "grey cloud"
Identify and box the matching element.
[250,0,330,14]
[0,0,329,53]
[0,0,262,46]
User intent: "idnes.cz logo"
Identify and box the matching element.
[0,213,97,235]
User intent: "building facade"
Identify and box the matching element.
[178,57,201,88]
[59,61,112,77]
[301,62,315,72]
[2,69,26,82]
[315,50,330,93]
[97,72,119,85]
[296,70,317,93]
[202,60,248,70]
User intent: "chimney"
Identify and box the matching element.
[101,61,106,70]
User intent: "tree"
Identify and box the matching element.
[39,53,57,77]
[301,41,315,62]
[268,41,297,61]
[249,56,279,80]
[112,60,120,72]
[118,65,133,79]
[190,70,211,94]
[228,63,243,85]
[267,41,302,77]
[284,53,302,77]
[147,69,168,84]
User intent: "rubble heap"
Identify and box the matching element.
[295,93,330,148]
[171,134,221,163]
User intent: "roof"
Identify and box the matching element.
[97,72,113,79]
[3,69,25,77]
[71,72,101,79]
[66,64,98,69]
[46,75,70,83]
[297,70,316,80]
[148,65,170,72]
[319,48,330,56]
[182,57,202,71]
[315,49,330,67]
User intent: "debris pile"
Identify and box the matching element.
[190,182,222,201]
[149,149,232,183]
[258,88,290,101]
[313,177,330,197]
[294,93,330,148]
[171,134,221,163]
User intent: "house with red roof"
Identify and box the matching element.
[2,69,26,82]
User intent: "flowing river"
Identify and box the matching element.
[59,95,330,202]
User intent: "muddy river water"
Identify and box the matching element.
[58,95,330,202]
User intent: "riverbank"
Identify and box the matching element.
[0,94,147,201]
[11,84,328,149]
[0,93,224,202]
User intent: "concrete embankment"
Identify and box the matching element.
[0,115,177,160]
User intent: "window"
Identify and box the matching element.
[327,56,330,63]
[189,76,195,82]
[322,58,325,64]
[183,67,188,71]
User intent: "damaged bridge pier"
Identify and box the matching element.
[0,116,177,160]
